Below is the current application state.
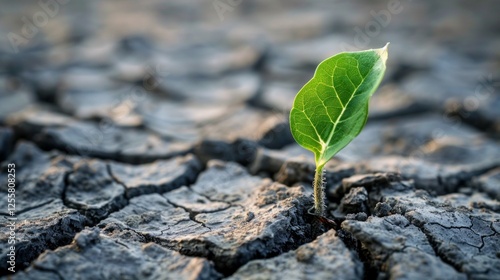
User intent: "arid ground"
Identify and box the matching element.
[0,0,499,279]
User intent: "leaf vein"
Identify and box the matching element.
[320,61,377,163]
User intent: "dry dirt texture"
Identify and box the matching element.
[0,0,499,279]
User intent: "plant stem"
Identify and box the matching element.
[313,164,325,216]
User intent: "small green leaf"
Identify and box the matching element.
[290,44,388,167]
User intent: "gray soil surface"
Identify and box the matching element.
[0,0,499,279]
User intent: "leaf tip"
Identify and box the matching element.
[375,42,389,64]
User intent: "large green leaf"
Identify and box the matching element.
[290,44,388,167]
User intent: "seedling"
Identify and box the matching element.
[290,44,389,217]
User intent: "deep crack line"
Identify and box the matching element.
[24,133,192,165]
[478,231,497,251]
[164,198,212,231]
[416,224,465,274]
[9,164,134,276]
[61,170,73,209]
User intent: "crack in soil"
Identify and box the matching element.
[420,226,464,273]
[6,133,500,278]
[164,198,213,231]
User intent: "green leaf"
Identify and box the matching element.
[290,44,389,167]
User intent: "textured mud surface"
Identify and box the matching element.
[1,0,499,279]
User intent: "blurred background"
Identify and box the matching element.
[0,0,499,164]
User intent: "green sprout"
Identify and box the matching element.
[289,44,389,217]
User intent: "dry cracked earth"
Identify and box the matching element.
[0,0,499,279]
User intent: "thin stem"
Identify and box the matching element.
[313,164,325,216]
